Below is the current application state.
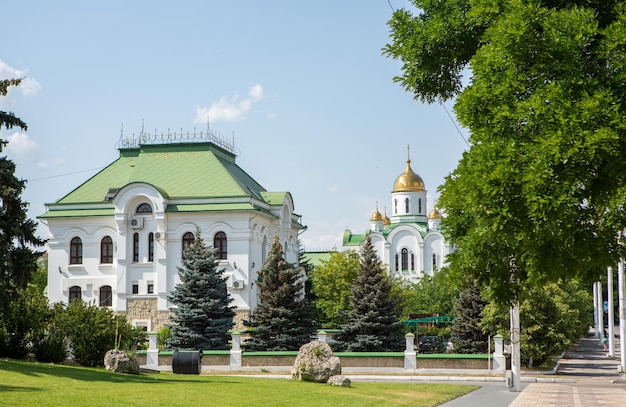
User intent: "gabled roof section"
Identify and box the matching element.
[52,142,266,205]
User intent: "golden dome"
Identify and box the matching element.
[383,213,391,226]
[392,159,425,193]
[429,208,442,219]
[370,208,383,222]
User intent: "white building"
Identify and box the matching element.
[342,154,451,282]
[41,134,305,330]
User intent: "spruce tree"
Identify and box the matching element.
[244,235,312,351]
[333,236,403,352]
[450,284,488,354]
[167,231,235,350]
[0,78,44,349]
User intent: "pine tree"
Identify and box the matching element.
[0,78,44,323]
[244,235,312,351]
[450,284,488,354]
[167,231,235,350]
[333,236,403,352]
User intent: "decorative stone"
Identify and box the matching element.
[327,375,351,387]
[104,349,139,374]
[291,341,341,383]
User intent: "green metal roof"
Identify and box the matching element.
[54,142,266,204]
[39,207,115,219]
[302,251,332,266]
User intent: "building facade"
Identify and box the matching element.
[41,134,305,330]
[342,155,451,282]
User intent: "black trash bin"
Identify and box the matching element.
[172,349,203,374]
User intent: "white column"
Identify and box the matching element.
[230,331,242,369]
[608,267,615,357]
[404,333,416,370]
[619,259,626,372]
[593,283,600,337]
[492,334,505,373]
[317,330,328,343]
[598,282,605,344]
[146,332,159,367]
[510,304,521,392]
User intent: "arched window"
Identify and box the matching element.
[182,232,194,251]
[136,203,152,213]
[418,198,422,214]
[401,248,409,271]
[405,198,409,214]
[69,286,82,302]
[432,253,437,269]
[394,199,398,215]
[99,285,112,306]
[213,231,227,260]
[411,253,415,271]
[100,236,113,264]
[70,237,82,265]
[133,233,139,262]
[148,232,154,262]
[395,253,399,271]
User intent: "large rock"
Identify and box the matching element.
[104,349,139,374]
[327,375,351,387]
[291,341,341,383]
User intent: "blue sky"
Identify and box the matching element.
[1,1,468,251]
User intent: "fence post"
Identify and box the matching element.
[230,331,242,369]
[146,332,159,368]
[404,333,417,370]
[492,334,505,373]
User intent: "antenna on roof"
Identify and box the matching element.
[206,116,210,134]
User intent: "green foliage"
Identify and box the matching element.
[158,326,172,351]
[245,235,313,351]
[32,303,67,364]
[450,284,488,354]
[0,284,51,358]
[481,280,592,367]
[395,267,460,318]
[54,300,143,366]
[386,1,626,304]
[31,256,48,293]
[310,249,359,327]
[167,230,235,350]
[333,237,404,352]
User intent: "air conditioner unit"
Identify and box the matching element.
[130,217,144,229]
[232,279,245,290]
[154,231,165,240]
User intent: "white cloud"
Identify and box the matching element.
[5,131,39,159]
[0,60,41,97]
[195,84,265,123]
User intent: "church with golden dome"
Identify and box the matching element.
[342,151,450,282]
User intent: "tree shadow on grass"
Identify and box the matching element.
[0,358,242,385]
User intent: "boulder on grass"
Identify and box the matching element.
[328,375,351,387]
[104,349,139,374]
[291,341,341,383]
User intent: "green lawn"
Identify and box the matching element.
[0,359,477,406]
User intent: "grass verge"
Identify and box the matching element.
[0,359,477,406]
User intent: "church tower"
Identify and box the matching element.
[390,147,428,224]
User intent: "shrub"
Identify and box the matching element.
[32,330,67,363]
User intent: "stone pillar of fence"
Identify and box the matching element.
[317,330,328,343]
[492,334,505,373]
[230,331,242,369]
[404,333,417,370]
[146,332,159,368]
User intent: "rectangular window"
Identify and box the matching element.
[148,232,154,262]
[132,283,139,295]
[147,282,154,294]
[133,233,139,262]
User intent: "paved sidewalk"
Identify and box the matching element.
[506,336,626,407]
